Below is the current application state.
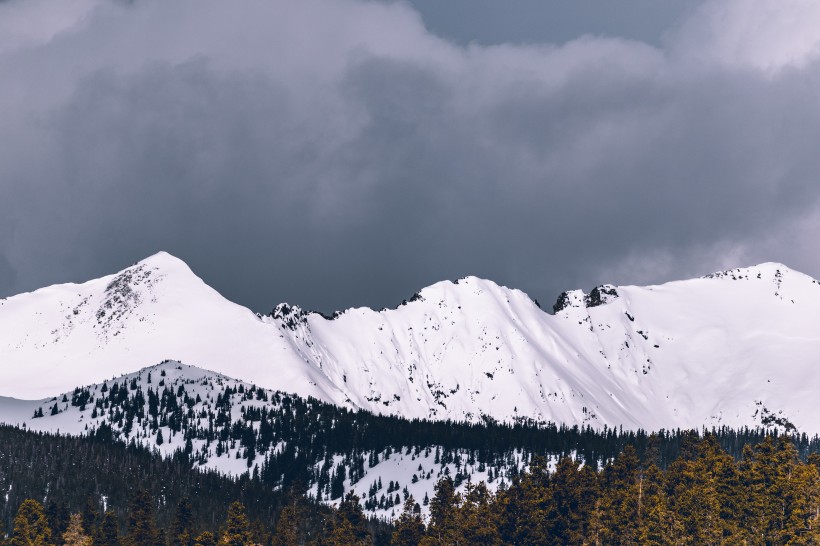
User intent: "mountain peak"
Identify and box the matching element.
[131,251,197,277]
[414,275,542,310]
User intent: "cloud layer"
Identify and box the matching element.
[1,0,820,312]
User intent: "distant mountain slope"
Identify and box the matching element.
[0,252,346,405]
[0,361,584,520]
[2,252,820,432]
[3,361,816,522]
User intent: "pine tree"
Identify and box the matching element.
[62,514,92,546]
[218,502,252,546]
[495,456,550,545]
[9,499,53,546]
[330,465,346,500]
[80,498,98,539]
[319,492,369,546]
[597,445,641,545]
[97,511,121,546]
[545,457,598,544]
[273,504,301,546]
[193,532,216,546]
[392,496,425,546]
[170,498,195,546]
[455,482,501,545]
[336,492,369,544]
[274,483,308,546]
[44,501,68,544]
[751,436,810,544]
[124,489,159,546]
[634,464,669,545]
[421,476,460,546]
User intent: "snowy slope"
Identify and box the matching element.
[2,252,820,432]
[0,253,349,406]
[0,361,539,520]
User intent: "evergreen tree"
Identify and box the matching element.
[597,445,641,545]
[97,511,121,546]
[218,502,252,546]
[329,465,346,501]
[495,456,550,545]
[320,492,369,546]
[44,502,68,545]
[80,498,98,539]
[9,500,53,546]
[545,457,598,544]
[273,483,311,546]
[62,514,92,546]
[124,490,159,546]
[634,464,670,545]
[337,492,369,544]
[170,498,195,546]
[421,476,460,546]
[455,482,501,545]
[193,532,216,546]
[751,436,813,544]
[272,504,300,546]
[391,496,424,546]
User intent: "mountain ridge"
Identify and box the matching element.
[2,253,820,433]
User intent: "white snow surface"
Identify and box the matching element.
[2,252,820,432]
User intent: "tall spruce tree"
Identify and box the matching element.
[170,498,195,546]
[97,511,121,546]
[273,493,307,546]
[634,464,670,545]
[421,476,460,546]
[273,504,300,546]
[62,514,92,546]
[218,502,252,546]
[597,445,641,545]
[80,498,98,540]
[193,532,216,546]
[496,455,551,545]
[392,496,425,546]
[454,481,501,545]
[545,457,598,544]
[9,500,53,546]
[44,502,68,545]
[124,490,159,546]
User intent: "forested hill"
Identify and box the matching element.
[0,424,295,539]
[4,361,820,528]
[5,426,820,544]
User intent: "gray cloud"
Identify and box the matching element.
[1,0,820,314]
[404,0,704,47]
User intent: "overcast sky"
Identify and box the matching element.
[2,0,820,314]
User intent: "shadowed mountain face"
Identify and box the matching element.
[2,252,820,432]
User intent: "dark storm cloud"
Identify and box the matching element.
[1,0,820,313]
[403,0,704,47]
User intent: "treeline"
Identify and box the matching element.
[389,434,820,545]
[6,433,820,545]
[1,487,387,546]
[0,425,298,537]
[1,492,313,546]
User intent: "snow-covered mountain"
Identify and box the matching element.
[2,252,820,432]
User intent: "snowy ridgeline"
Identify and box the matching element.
[4,252,820,433]
[0,361,552,520]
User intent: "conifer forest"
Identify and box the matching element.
[5,411,820,544]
